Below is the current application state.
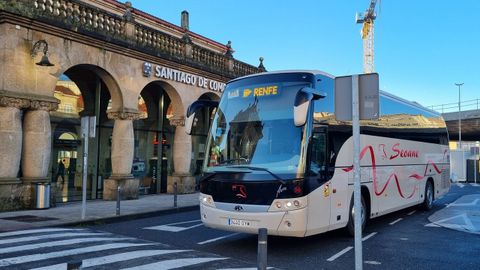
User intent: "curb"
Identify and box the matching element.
[58,205,200,228]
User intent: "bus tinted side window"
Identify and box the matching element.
[311,132,327,176]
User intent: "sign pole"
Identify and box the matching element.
[352,75,363,270]
[335,72,378,270]
[80,116,95,220]
[81,117,89,220]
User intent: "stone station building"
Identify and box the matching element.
[0,0,264,211]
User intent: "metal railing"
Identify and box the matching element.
[428,99,480,113]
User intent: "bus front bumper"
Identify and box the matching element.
[200,203,307,237]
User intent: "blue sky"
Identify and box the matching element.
[121,0,479,109]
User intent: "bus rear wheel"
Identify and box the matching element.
[421,181,434,211]
[347,195,367,236]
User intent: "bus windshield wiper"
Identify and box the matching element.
[227,165,286,184]
[217,157,249,165]
[201,169,252,182]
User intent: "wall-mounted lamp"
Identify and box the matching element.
[31,40,54,67]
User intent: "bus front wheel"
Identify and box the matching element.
[421,180,434,211]
[347,195,367,236]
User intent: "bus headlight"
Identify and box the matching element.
[199,193,216,208]
[269,197,307,212]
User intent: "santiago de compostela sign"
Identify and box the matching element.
[143,62,226,92]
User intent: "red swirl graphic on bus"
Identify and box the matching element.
[342,145,445,199]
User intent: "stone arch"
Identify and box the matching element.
[153,81,184,118]
[197,92,221,102]
[60,64,124,113]
[53,122,78,140]
[136,80,185,128]
[132,80,185,194]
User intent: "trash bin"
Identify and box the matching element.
[35,183,50,209]
[466,159,480,183]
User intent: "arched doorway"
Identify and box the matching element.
[51,129,79,202]
[190,93,220,179]
[50,65,121,202]
[134,81,176,194]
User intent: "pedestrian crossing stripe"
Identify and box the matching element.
[0,232,109,245]
[0,243,152,266]
[0,228,85,238]
[0,228,257,269]
[120,257,227,270]
[0,237,132,254]
[30,249,189,270]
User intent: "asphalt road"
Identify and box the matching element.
[92,183,480,270]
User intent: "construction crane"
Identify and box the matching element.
[355,0,378,74]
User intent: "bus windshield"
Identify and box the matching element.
[204,74,314,176]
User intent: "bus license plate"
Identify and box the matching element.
[228,218,251,227]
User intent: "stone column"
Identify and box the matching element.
[0,96,29,211]
[0,106,23,182]
[21,99,58,208]
[103,111,140,200]
[168,115,195,193]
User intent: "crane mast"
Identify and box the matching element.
[356,0,377,74]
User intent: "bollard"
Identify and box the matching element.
[173,182,178,208]
[257,228,268,270]
[67,261,82,270]
[116,186,121,216]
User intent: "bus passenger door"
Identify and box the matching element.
[306,129,331,235]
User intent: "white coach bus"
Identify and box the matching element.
[186,70,450,237]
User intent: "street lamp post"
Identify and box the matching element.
[455,82,464,180]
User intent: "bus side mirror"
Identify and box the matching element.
[294,88,326,126]
[185,100,219,135]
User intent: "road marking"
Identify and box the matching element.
[0,237,132,254]
[400,238,409,241]
[31,249,189,270]
[365,260,382,265]
[447,199,479,208]
[0,243,152,267]
[389,218,403,225]
[457,183,465,188]
[0,228,84,238]
[326,246,353,262]
[144,219,203,232]
[120,257,227,270]
[362,232,377,241]
[430,213,476,231]
[425,223,441,227]
[197,233,241,245]
[162,219,202,226]
[407,210,416,216]
[471,183,480,187]
[0,232,108,245]
[217,268,274,270]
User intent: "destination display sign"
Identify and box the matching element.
[227,85,280,99]
[243,85,278,97]
[142,62,226,92]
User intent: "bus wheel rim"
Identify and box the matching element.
[427,185,433,206]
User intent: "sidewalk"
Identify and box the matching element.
[0,193,200,232]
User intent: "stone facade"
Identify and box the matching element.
[0,0,263,210]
